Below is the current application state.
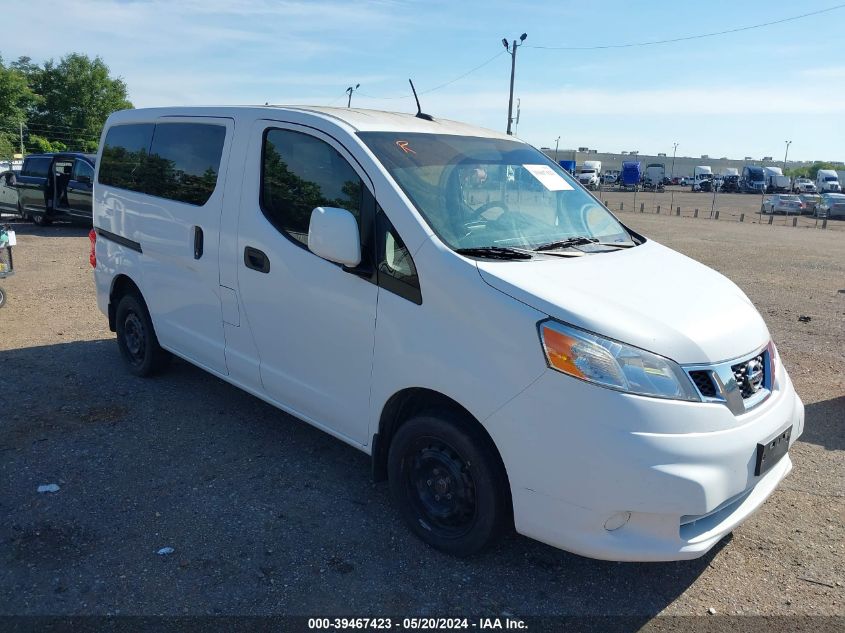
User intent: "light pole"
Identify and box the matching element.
[783,140,792,168]
[346,83,360,108]
[503,33,527,135]
[554,136,560,163]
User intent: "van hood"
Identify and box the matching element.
[475,240,769,365]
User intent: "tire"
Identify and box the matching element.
[115,292,171,377]
[388,411,510,557]
[32,213,52,226]
[0,285,6,308]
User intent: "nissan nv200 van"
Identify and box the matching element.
[92,106,804,561]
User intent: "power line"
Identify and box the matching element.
[356,49,507,101]
[526,3,845,50]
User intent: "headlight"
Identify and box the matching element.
[539,320,700,401]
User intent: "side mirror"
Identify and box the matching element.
[78,175,91,184]
[308,207,361,267]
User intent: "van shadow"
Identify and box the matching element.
[1,339,718,618]
[802,396,845,451]
[4,220,91,238]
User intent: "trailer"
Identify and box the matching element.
[558,160,577,174]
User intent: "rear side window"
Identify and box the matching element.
[22,157,51,178]
[98,124,155,192]
[145,123,226,206]
[98,122,225,206]
[261,129,363,247]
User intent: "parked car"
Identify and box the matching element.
[815,193,845,218]
[798,194,820,215]
[761,194,803,215]
[92,106,804,562]
[0,171,21,216]
[16,152,95,225]
[792,178,816,194]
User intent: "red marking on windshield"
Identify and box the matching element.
[396,140,415,154]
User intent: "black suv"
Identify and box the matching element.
[17,153,96,225]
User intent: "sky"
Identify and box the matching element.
[3,0,844,162]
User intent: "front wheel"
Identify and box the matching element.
[32,213,52,226]
[388,411,511,557]
[0,285,6,308]
[115,293,171,376]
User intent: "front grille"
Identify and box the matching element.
[731,353,766,399]
[689,370,717,398]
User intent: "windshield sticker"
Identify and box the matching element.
[395,140,416,154]
[523,164,573,191]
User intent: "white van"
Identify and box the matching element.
[91,106,804,561]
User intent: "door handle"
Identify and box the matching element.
[193,226,204,259]
[244,246,270,273]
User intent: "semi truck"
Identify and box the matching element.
[741,165,766,194]
[692,166,713,191]
[720,168,740,193]
[816,169,842,193]
[763,166,791,193]
[577,160,602,190]
[619,161,641,191]
[643,163,665,191]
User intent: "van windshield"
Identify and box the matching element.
[358,132,632,251]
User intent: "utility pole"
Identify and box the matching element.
[554,136,560,162]
[669,142,678,215]
[503,33,527,135]
[783,140,791,169]
[346,83,360,108]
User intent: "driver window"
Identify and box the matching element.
[72,160,94,183]
[261,128,364,248]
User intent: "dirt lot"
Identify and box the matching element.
[598,186,845,232]
[0,216,842,621]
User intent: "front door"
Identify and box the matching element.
[235,121,378,445]
[67,159,94,219]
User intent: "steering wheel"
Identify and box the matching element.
[469,199,511,219]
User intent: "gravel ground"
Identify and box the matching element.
[0,217,842,620]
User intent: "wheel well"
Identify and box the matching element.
[372,388,511,499]
[108,275,142,331]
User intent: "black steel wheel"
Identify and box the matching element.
[115,292,171,377]
[388,411,510,557]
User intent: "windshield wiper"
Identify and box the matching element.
[533,236,597,251]
[455,246,533,260]
[534,237,637,252]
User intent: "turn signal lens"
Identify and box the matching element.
[540,320,700,401]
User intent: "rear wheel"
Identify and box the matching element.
[0,285,6,308]
[115,292,171,377]
[32,213,52,226]
[388,411,510,557]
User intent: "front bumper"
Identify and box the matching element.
[484,364,804,561]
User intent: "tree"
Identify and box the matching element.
[27,53,132,152]
[0,56,38,157]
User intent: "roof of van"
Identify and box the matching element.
[25,152,95,162]
[109,106,515,140]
